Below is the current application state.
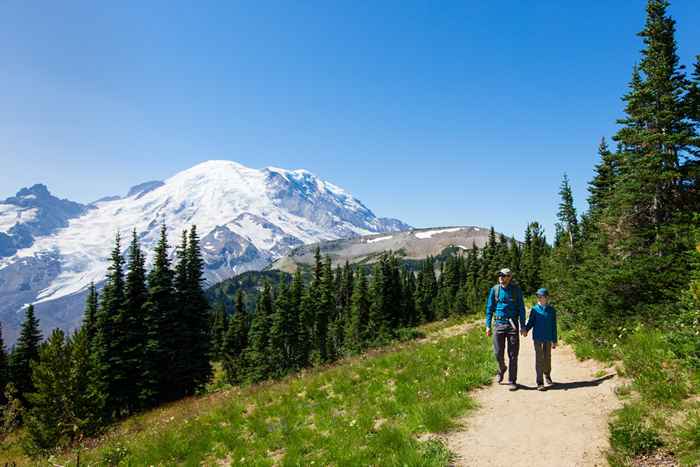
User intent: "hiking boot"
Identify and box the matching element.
[537,384,546,391]
[497,367,507,384]
[545,375,553,386]
[508,383,518,391]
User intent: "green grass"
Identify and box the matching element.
[9,324,494,466]
[567,324,699,466]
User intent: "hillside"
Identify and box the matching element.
[272,226,492,273]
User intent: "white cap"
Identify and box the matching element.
[498,268,512,276]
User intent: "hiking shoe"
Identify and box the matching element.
[545,375,553,386]
[537,384,546,391]
[497,367,507,384]
[508,383,518,391]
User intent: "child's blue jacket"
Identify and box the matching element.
[525,303,558,343]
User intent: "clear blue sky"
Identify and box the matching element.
[1,1,699,239]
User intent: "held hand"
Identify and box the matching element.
[520,330,527,337]
[552,343,557,349]
[485,328,492,337]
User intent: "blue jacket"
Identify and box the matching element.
[525,303,558,343]
[485,283,526,330]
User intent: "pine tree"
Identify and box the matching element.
[0,324,8,406]
[345,269,369,352]
[587,138,619,217]
[83,282,99,346]
[68,327,104,439]
[269,279,296,377]
[556,174,579,251]
[91,232,127,418]
[210,302,228,361]
[119,229,148,413]
[24,329,71,453]
[222,290,249,385]
[141,224,175,407]
[289,271,305,369]
[244,281,273,382]
[9,304,42,404]
[184,226,212,393]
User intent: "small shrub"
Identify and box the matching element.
[396,328,426,342]
[609,403,663,456]
[676,410,700,466]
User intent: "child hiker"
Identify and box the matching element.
[524,288,558,391]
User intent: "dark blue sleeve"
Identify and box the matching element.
[485,287,495,329]
[552,307,558,343]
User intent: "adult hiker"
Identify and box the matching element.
[485,268,526,391]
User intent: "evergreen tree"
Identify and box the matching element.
[244,281,273,382]
[184,226,212,393]
[556,174,579,252]
[83,282,99,346]
[269,279,297,377]
[91,232,127,418]
[141,224,175,407]
[118,229,148,413]
[587,138,619,217]
[222,290,249,385]
[24,329,71,453]
[0,324,8,406]
[209,302,228,361]
[345,269,369,352]
[9,304,42,404]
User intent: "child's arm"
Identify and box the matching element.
[551,307,558,348]
[525,307,536,332]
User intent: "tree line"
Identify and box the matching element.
[208,223,549,386]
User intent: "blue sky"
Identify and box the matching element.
[1,1,699,239]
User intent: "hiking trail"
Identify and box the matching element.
[439,326,625,467]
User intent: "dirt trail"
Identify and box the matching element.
[444,334,624,467]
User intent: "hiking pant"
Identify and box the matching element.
[493,322,519,383]
[533,340,552,385]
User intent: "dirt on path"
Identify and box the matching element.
[444,333,625,467]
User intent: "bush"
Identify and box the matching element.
[609,403,663,456]
[621,328,689,404]
[676,410,700,466]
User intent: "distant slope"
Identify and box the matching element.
[271,226,491,273]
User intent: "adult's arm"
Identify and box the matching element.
[517,287,526,328]
[485,287,495,329]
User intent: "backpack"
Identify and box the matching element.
[492,282,520,304]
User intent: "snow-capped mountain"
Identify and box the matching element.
[0,160,409,343]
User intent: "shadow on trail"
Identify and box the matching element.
[519,374,616,391]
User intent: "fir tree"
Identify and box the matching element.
[91,232,127,418]
[556,174,579,251]
[210,302,228,361]
[83,282,99,346]
[24,329,71,454]
[184,226,212,392]
[345,268,369,352]
[0,324,8,406]
[222,290,249,385]
[141,224,175,407]
[244,281,273,382]
[9,304,42,404]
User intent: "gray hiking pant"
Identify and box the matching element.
[493,322,519,383]
[534,340,552,385]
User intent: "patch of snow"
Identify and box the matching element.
[367,235,393,244]
[414,227,462,239]
[456,245,469,250]
[0,205,38,233]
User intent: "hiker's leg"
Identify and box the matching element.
[507,330,519,383]
[493,327,507,375]
[534,340,544,385]
[543,341,552,377]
